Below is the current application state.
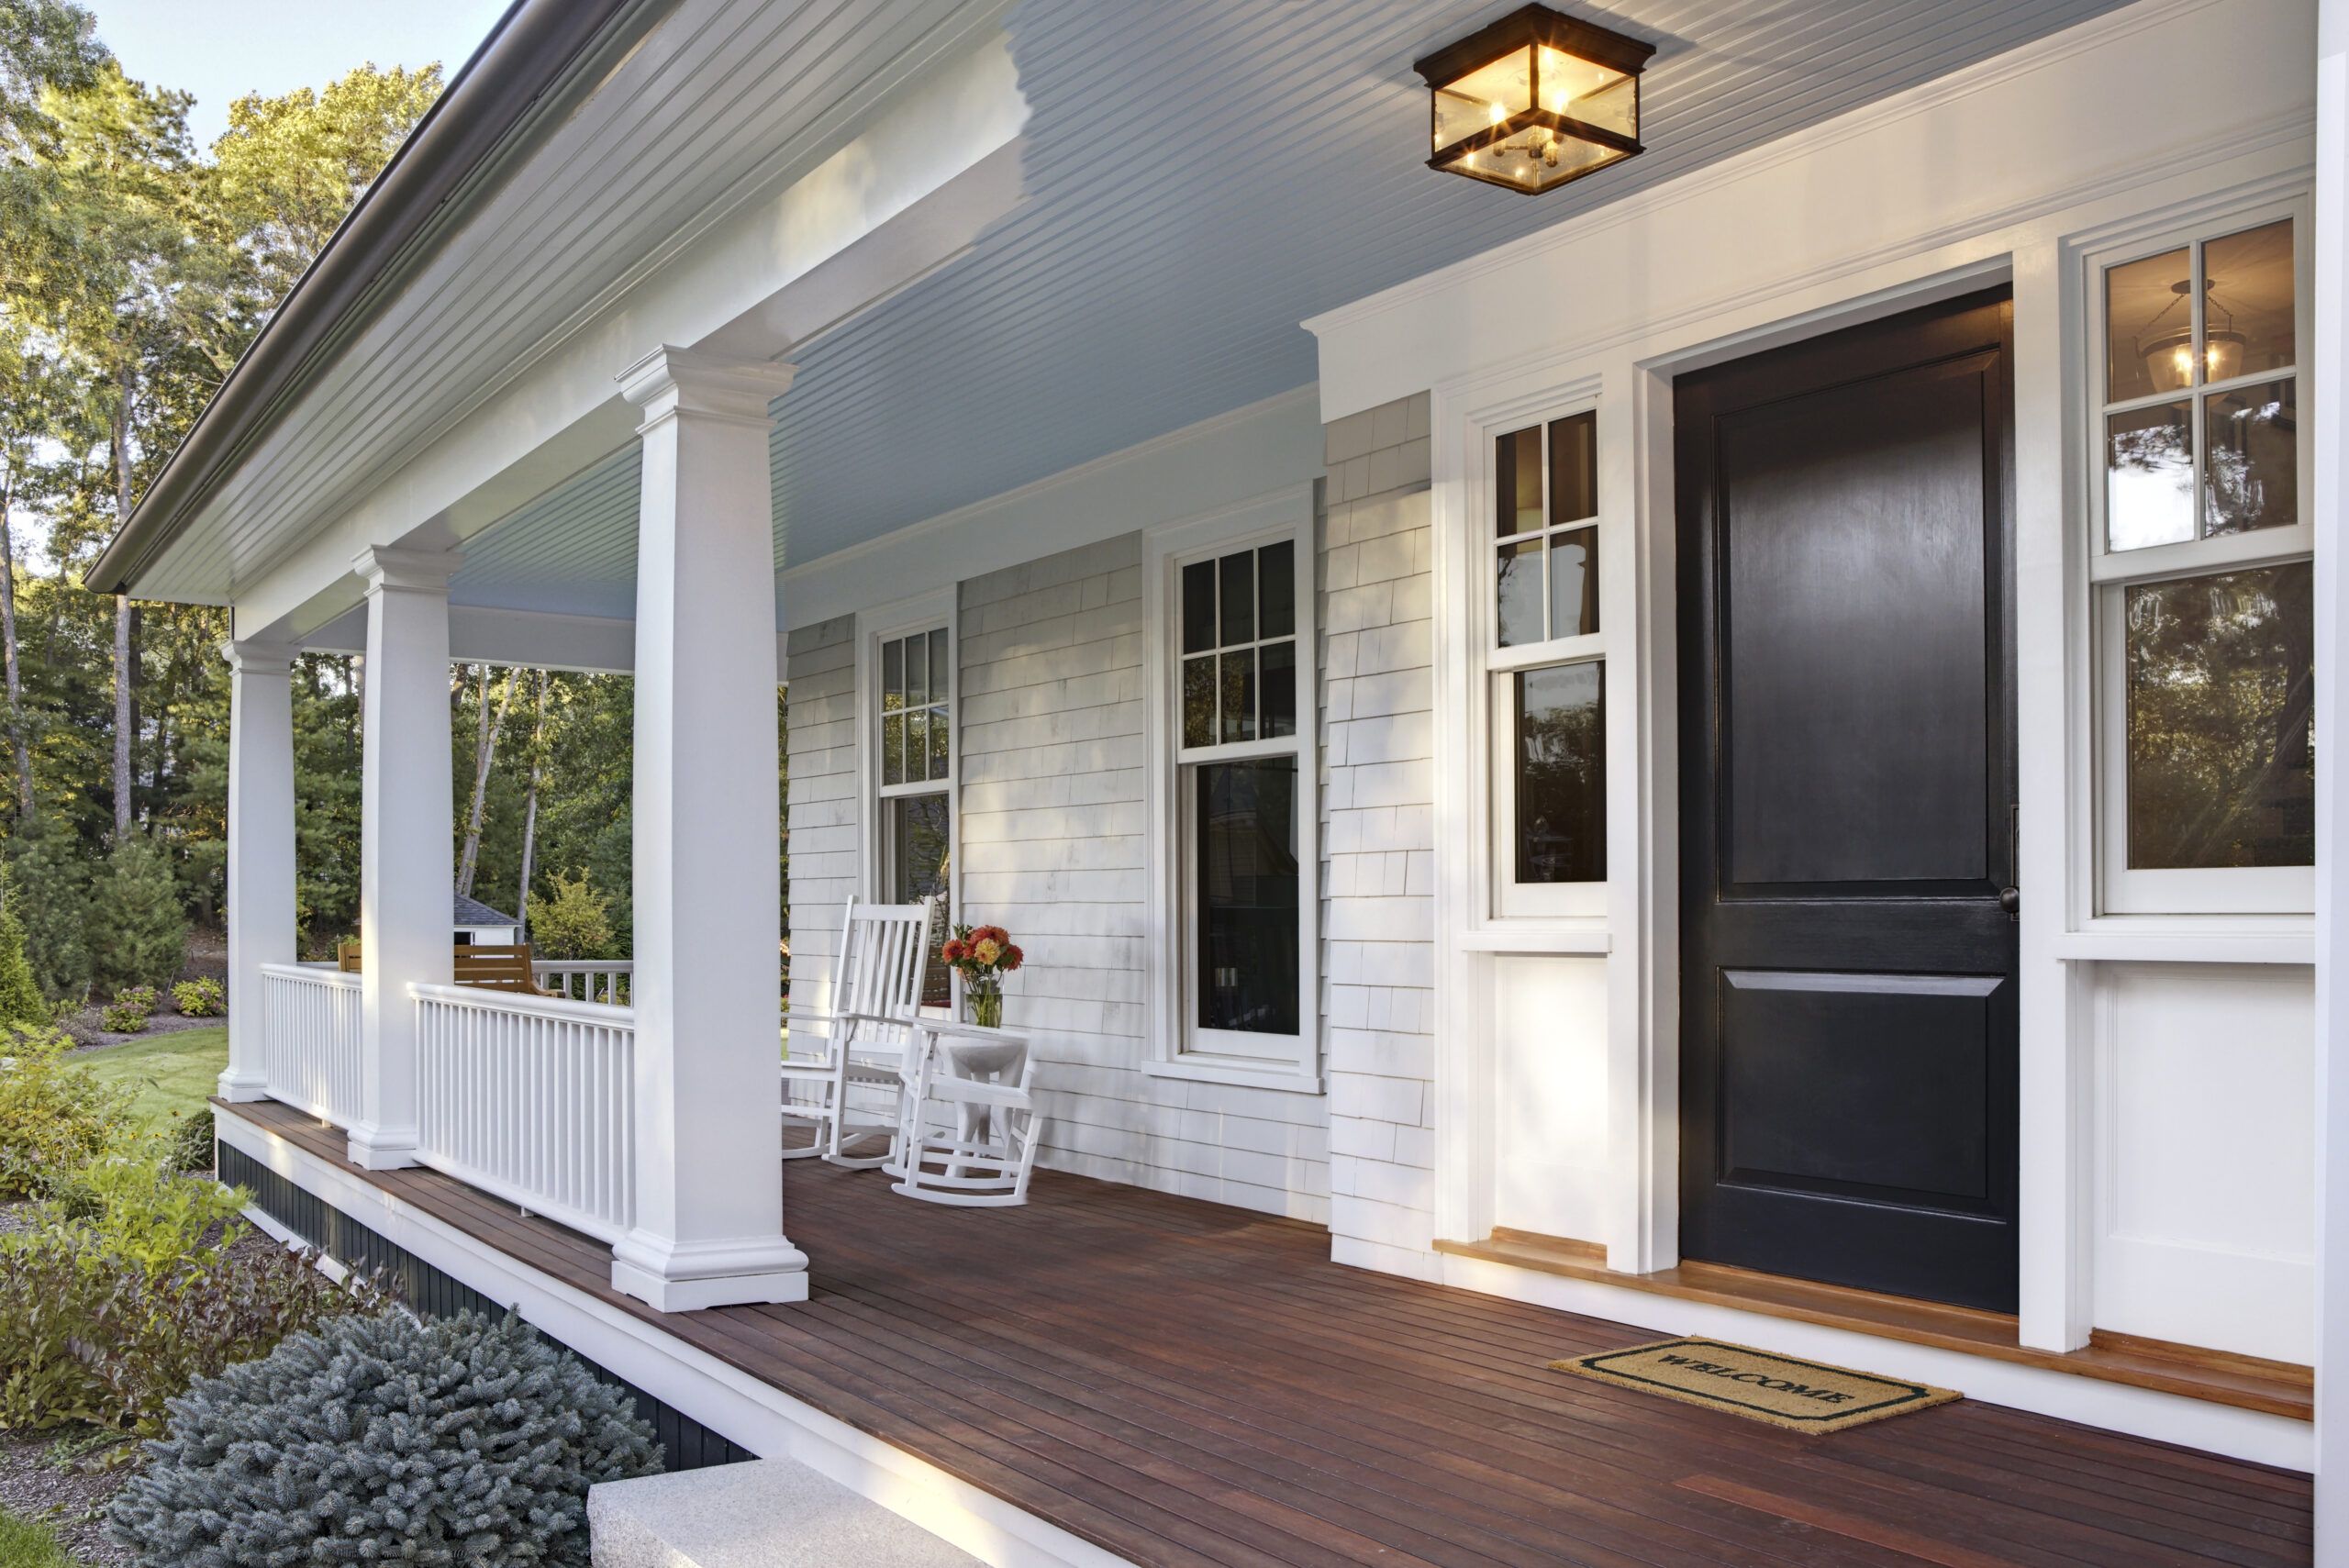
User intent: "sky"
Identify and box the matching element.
[89,0,509,149]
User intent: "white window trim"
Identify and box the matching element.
[1466,381,1616,927]
[2083,194,2314,917]
[1141,484,1320,1093]
[853,587,959,965]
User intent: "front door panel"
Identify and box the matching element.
[1675,289,2020,1313]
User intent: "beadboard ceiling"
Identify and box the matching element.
[460,0,2138,617]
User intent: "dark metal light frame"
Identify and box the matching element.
[1413,5,1655,195]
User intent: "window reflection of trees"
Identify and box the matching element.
[2125,562,2313,870]
[1515,663,1605,884]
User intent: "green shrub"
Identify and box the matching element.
[85,840,188,999]
[6,832,91,1006]
[0,1026,129,1200]
[96,1002,148,1033]
[529,869,615,960]
[0,1154,363,1437]
[0,883,47,1029]
[161,1109,214,1175]
[108,1310,661,1565]
[168,977,223,1018]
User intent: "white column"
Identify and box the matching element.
[2313,0,2348,1544]
[609,345,807,1311]
[345,547,458,1171]
[218,639,298,1102]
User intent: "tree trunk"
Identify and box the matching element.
[515,672,548,932]
[0,466,32,817]
[455,666,519,897]
[110,375,136,842]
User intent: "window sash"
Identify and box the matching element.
[2087,199,2315,915]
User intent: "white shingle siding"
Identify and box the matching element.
[960,531,1329,1221]
[784,615,857,1027]
[1319,392,1439,1277]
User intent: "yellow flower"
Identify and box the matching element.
[973,938,1001,965]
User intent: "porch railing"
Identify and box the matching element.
[531,960,633,1006]
[259,963,362,1125]
[411,984,636,1243]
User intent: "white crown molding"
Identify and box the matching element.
[351,544,462,595]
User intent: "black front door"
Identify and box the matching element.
[1675,289,2019,1314]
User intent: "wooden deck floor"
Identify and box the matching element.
[226,1099,2311,1568]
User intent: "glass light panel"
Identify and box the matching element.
[2124,562,2313,870]
[1548,412,1597,526]
[1514,661,1607,884]
[1258,542,1295,640]
[1549,527,1598,639]
[905,711,928,784]
[1219,551,1253,648]
[2106,402,2195,551]
[1260,639,1297,740]
[1194,760,1300,1036]
[881,638,904,711]
[2105,246,2191,404]
[1432,46,1531,150]
[928,631,950,707]
[1538,47,1633,136]
[1182,656,1215,749]
[929,704,950,780]
[1220,650,1256,745]
[905,634,927,706]
[1497,427,1543,536]
[1182,561,1216,655]
[882,713,905,787]
[1497,537,1544,646]
[2203,220,2294,382]
[887,794,953,1007]
[2203,379,2297,539]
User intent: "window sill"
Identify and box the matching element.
[2051,919,2314,966]
[1456,927,1611,955]
[1142,1056,1323,1095]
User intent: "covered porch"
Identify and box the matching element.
[215,1093,2313,1568]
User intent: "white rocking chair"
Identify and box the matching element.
[780,896,933,1168]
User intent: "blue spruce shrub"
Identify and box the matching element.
[107,1308,661,1565]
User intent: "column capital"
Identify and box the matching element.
[219,639,300,675]
[617,345,796,434]
[351,545,461,595]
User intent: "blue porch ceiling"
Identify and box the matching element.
[462,0,2137,611]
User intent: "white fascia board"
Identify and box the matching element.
[231,30,1030,646]
[1305,0,2316,420]
[782,384,1324,629]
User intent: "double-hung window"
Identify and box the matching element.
[874,624,953,1002]
[1487,408,1607,918]
[2091,208,2312,914]
[1147,498,1319,1086]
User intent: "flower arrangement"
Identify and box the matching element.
[939,923,1023,1029]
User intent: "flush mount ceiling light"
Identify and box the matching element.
[1414,4,1654,194]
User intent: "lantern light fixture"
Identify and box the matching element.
[1414,5,1655,195]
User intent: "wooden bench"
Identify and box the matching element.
[332,940,551,996]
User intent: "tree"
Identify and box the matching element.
[529,870,614,961]
[84,832,184,994]
[456,664,518,897]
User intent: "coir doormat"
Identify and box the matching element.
[1551,1338,1961,1433]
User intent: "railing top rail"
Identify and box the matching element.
[408,980,635,1027]
[261,962,361,988]
[531,959,635,971]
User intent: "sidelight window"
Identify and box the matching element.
[2092,208,2313,914]
[1488,406,1609,918]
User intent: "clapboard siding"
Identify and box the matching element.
[1318,393,1440,1276]
[961,533,1330,1221]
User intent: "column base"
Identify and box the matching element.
[345,1122,422,1171]
[610,1230,811,1312]
[215,1068,270,1104]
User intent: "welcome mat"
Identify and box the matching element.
[1551,1338,1961,1433]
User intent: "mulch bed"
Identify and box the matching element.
[0,1428,135,1567]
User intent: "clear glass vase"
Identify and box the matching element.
[966,980,1003,1029]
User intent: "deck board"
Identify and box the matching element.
[220,1099,2312,1568]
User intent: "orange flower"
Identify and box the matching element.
[941,939,967,962]
[1000,945,1024,972]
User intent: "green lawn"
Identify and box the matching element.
[72,1027,228,1134]
[0,1508,74,1568]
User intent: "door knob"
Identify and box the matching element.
[1998,886,2021,915]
